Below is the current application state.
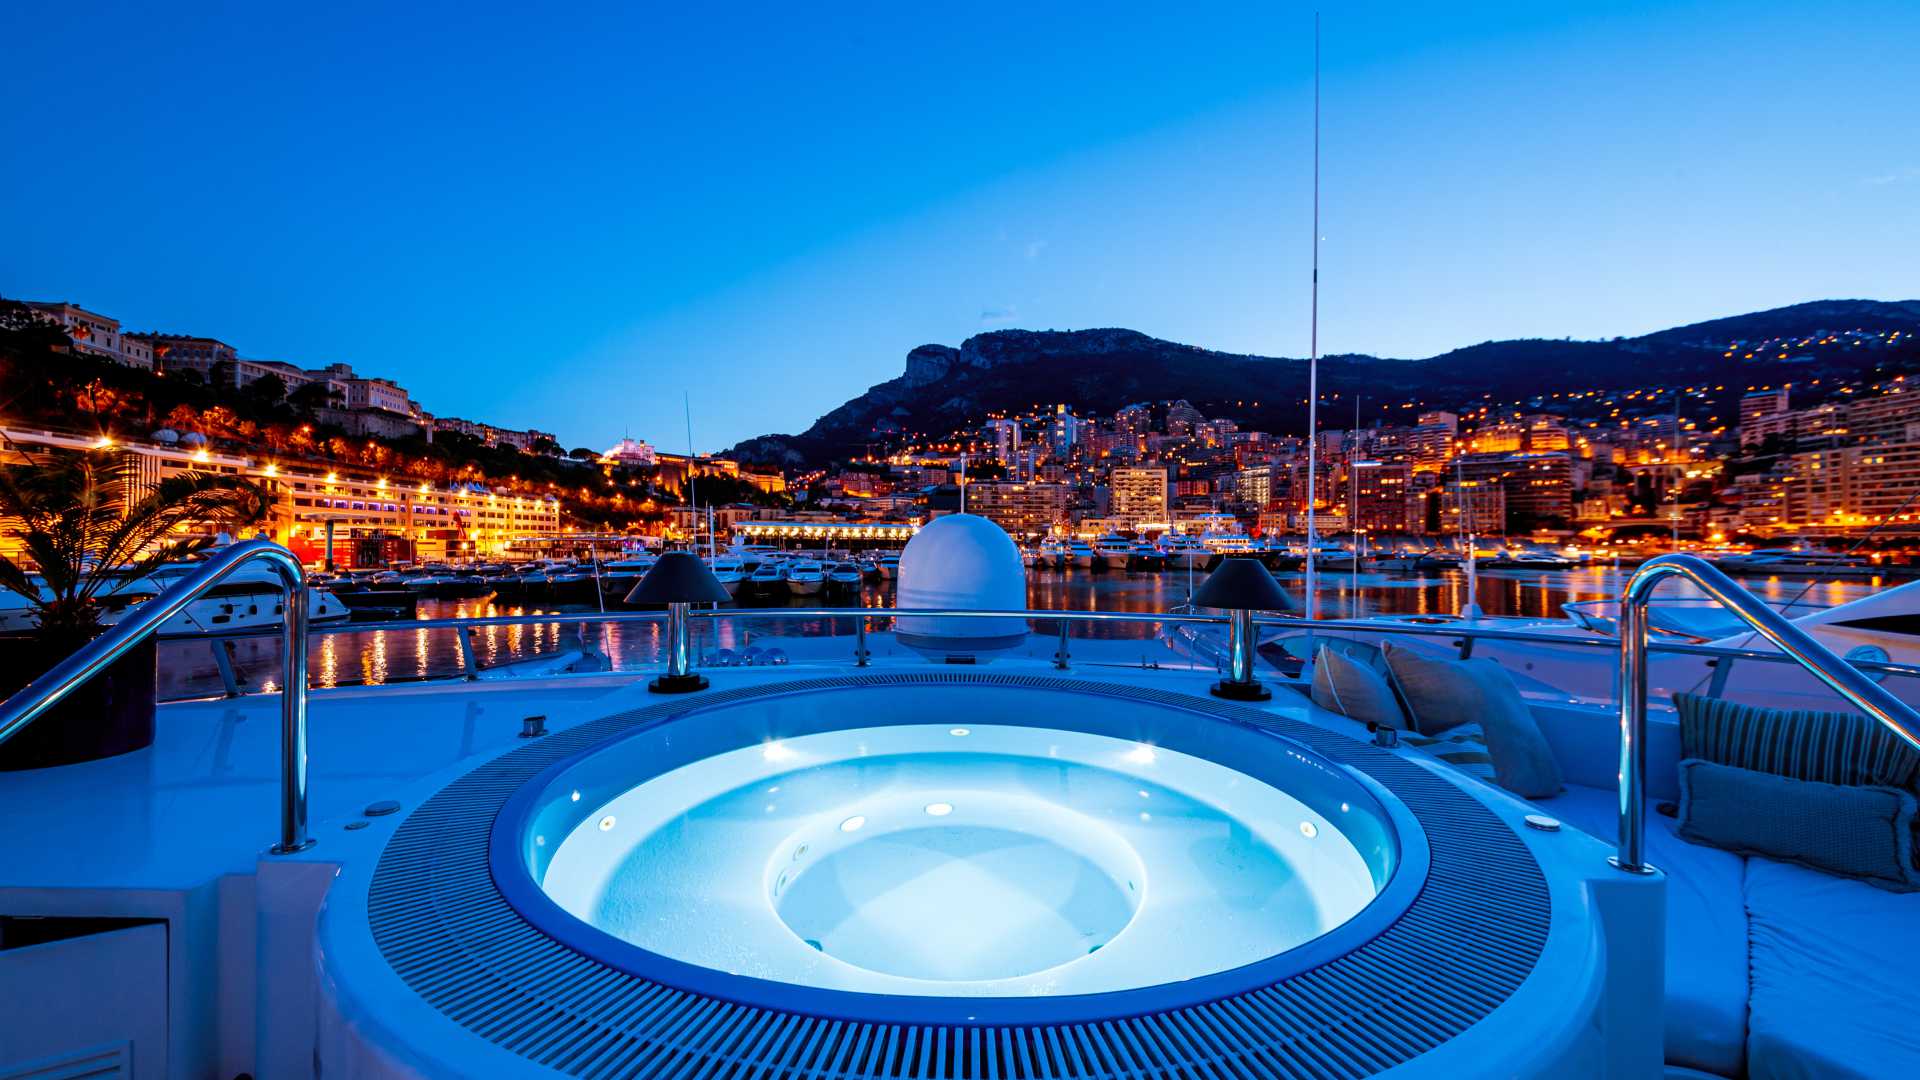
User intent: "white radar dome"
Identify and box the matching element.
[894,513,1027,662]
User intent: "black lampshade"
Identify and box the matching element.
[625,552,731,605]
[1192,556,1298,612]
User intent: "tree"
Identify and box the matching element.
[287,380,338,411]
[568,447,599,461]
[245,372,288,405]
[0,449,269,652]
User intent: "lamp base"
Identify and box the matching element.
[648,673,710,695]
[1209,679,1271,702]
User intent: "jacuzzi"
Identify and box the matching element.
[316,672,1661,1078]
[493,683,1425,1022]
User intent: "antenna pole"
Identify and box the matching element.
[1303,12,1322,620]
[684,392,698,555]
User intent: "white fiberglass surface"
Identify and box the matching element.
[540,723,1379,997]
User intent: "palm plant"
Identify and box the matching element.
[0,448,270,653]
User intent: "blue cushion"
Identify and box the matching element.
[1674,692,1920,788]
[1544,783,1749,1076]
[1677,758,1919,892]
[1744,858,1920,1078]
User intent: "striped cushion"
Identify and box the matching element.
[1674,692,1920,789]
[1403,722,1498,784]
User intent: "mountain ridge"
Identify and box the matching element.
[726,299,1920,468]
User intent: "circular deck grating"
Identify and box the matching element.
[367,673,1550,1079]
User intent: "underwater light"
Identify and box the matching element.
[924,802,954,817]
[839,815,866,832]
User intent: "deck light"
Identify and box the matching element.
[630,552,731,694]
[1192,557,1298,702]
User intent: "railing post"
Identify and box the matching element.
[273,573,312,854]
[854,615,870,667]
[210,639,243,698]
[1054,620,1070,670]
[458,627,479,681]
[1614,583,1653,874]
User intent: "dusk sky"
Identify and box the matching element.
[4,2,1916,451]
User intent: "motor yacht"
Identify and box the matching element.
[874,552,902,580]
[0,560,350,636]
[1158,532,1211,570]
[782,558,826,596]
[3,524,1917,1078]
[1063,537,1097,569]
[824,562,864,594]
[1717,547,1879,578]
[745,561,787,596]
[706,555,748,597]
[1091,533,1135,571]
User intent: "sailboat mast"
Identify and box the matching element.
[1303,12,1322,620]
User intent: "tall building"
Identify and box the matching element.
[1410,411,1458,472]
[1349,460,1414,533]
[1739,386,1791,446]
[965,481,1068,537]
[24,302,154,369]
[1109,466,1171,527]
[984,418,1022,464]
[1045,405,1084,458]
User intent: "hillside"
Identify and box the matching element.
[726,300,1920,468]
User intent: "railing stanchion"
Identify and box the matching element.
[273,574,313,854]
[1054,620,1070,670]
[854,615,870,667]
[211,639,242,698]
[458,627,479,681]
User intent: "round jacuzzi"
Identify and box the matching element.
[491,680,1427,1023]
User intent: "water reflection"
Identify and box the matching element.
[155,566,1884,700]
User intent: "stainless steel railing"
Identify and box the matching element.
[0,539,315,854]
[1613,554,1920,873]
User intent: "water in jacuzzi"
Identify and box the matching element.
[540,724,1379,997]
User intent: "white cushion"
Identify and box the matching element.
[1543,784,1749,1077]
[1743,858,1920,1079]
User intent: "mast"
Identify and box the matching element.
[1303,11,1322,620]
[1351,392,1361,603]
[684,391,698,555]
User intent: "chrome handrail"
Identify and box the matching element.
[0,539,314,854]
[1614,554,1920,874]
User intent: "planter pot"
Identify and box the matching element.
[0,633,157,771]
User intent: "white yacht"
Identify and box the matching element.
[705,555,747,596]
[782,558,825,596]
[0,560,349,636]
[1063,537,1097,569]
[1091,533,1135,571]
[1158,532,1211,569]
[1,526,1915,1078]
[747,559,786,593]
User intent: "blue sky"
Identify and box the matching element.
[4,2,1916,451]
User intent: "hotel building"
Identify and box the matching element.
[0,426,561,566]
